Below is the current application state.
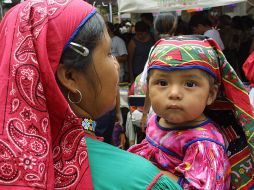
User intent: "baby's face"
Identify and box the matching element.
[148,69,215,127]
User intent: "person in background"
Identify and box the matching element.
[141,13,155,39]
[238,16,254,82]
[0,0,183,189]
[189,12,225,50]
[118,21,135,81]
[106,22,127,82]
[174,18,190,36]
[217,14,242,79]
[128,21,154,82]
[129,36,254,189]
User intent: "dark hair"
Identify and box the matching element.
[189,13,212,28]
[218,15,232,27]
[140,13,154,23]
[60,13,105,71]
[106,21,115,34]
[175,19,190,35]
[154,12,177,36]
[135,21,150,33]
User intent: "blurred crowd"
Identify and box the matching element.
[107,12,254,85]
[96,11,254,149]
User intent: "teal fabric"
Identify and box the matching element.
[150,175,182,190]
[86,137,182,190]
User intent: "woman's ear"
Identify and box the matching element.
[207,84,219,105]
[56,64,77,93]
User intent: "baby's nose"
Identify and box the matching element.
[168,86,183,100]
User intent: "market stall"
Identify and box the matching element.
[117,0,247,13]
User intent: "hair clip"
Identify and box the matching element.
[69,42,89,56]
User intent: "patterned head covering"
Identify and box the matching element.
[147,35,254,189]
[0,0,97,189]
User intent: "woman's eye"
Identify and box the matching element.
[108,52,113,57]
[185,81,197,87]
[157,80,168,86]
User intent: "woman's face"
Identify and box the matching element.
[74,30,119,119]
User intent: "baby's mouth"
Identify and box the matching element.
[167,105,181,109]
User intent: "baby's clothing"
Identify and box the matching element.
[128,114,231,189]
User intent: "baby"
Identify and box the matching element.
[129,35,243,189]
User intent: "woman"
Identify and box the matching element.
[128,21,154,81]
[0,0,182,189]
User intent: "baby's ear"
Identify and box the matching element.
[207,84,219,105]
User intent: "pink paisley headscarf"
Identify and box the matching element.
[0,0,97,189]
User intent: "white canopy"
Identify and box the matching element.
[117,0,247,13]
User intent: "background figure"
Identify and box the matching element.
[238,16,254,82]
[128,21,154,81]
[174,18,190,36]
[154,12,177,39]
[217,14,242,79]
[140,13,155,39]
[106,22,127,82]
[189,12,225,50]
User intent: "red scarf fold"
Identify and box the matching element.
[0,0,96,189]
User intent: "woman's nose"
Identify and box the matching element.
[168,85,183,100]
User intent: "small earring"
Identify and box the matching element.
[68,89,82,104]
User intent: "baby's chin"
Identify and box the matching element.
[162,117,191,128]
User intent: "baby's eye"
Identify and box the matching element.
[157,80,168,86]
[185,81,197,87]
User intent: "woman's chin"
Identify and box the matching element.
[94,100,116,119]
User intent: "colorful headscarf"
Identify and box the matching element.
[0,0,97,189]
[147,35,254,189]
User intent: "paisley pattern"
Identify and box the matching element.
[0,0,96,189]
[16,65,46,112]
[7,119,48,157]
[0,140,20,183]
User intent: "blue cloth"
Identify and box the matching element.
[95,108,116,144]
